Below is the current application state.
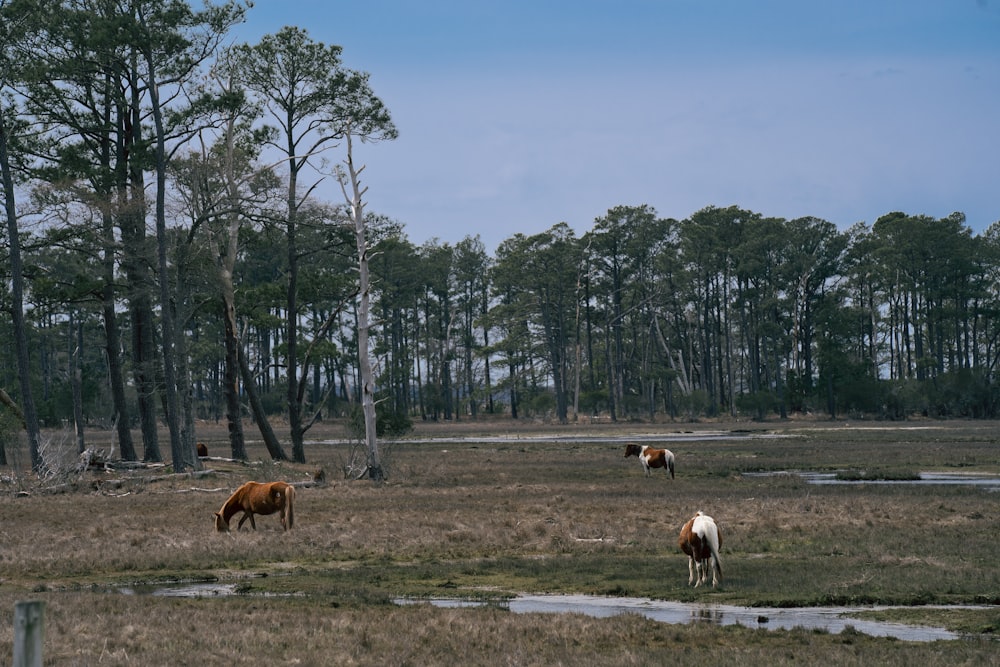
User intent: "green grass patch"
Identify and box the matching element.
[851,606,1000,635]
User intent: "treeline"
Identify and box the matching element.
[3,3,1000,472]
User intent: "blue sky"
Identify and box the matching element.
[232,1,1000,251]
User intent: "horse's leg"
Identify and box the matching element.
[238,512,257,531]
[688,555,696,586]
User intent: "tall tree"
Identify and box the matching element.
[0,39,42,469]
[419,240,455,420]
[231,26,395,463]
[586,205,670,419]
[492,223,581,423]
[452,235,491,418]
[780,217,847,408]
[338,133,380,478]
[489,234,533,420]
[170,130,290,461]
[371,230,419,417]
[679,206,752,416]
[9,0,159,459]
[334,91,397,478]
[132,0,247,471]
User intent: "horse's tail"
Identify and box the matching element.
[668,453,675,480]
[706,520,722,581]
[284,484,295,530]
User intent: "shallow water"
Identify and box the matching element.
[121,582,972,642]
[119,582,241,597]
[744,470,1000,489]
[313,431,765,446]
[398,594,969,642]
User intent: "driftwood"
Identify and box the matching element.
[96,469,220,491]
[147,469,219,484]
[11,460,325,498]
[172,481,321,495]
[77,448,168,473]
[199,456,262,466]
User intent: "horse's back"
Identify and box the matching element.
[681,513,720,556]
[692,513,718,540]
[259,481,290,511]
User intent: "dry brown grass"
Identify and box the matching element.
[0,418,998,665]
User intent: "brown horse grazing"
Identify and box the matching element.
[196,442,208,457]
[623,443,675,479]
[678,511,722,588]
[214,481,295,532]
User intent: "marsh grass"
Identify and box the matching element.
[4,590,997,667]
[1,419,998,664]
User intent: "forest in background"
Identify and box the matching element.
[3,1,1000,470]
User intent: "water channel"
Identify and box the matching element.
[119,582,970,642]
[743,470,1000,489]
[396,594,969,643]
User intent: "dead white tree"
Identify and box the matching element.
[337,129,383,481]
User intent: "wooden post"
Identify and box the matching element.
[13,600,44,667]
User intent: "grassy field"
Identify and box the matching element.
[1,418,998,665]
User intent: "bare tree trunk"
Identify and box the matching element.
[102,85,138,461]
[238,335,289,461]
[217,103,249,461]
[143,45,189,471]
[175,321,197,462]
[123,67,161,462]
[222,294,248,460]
[100,230,137,460]
[70,312,85,454]
[339,132,383,481]
[0,105,41,470]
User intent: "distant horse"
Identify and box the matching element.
[196,442,208,457]
[623,443,675,479]
[214,481,295,532]
[678,511,722,588]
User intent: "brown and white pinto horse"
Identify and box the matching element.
[678,511,722,588]
[623,443,675,479]
[214,481,295,532]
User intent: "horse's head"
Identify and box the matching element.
[214,512,230,532]
[624,443,641,458]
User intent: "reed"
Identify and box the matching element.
[0,419,997,664]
